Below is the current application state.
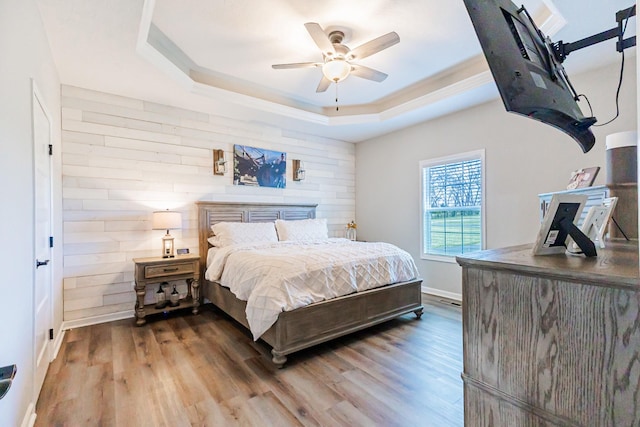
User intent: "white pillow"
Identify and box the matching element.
[275,218,328,241]
[205,246,219,269]
[209,221,278,247]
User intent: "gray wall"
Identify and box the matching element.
[356,59,637,299]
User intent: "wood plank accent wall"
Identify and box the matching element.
[60,85,355,324]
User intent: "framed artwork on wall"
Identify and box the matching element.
[233,145,287,188]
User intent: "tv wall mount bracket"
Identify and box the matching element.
[550,5,636,63]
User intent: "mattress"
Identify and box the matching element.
[205,238,419,340]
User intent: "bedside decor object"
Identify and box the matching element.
[566,166,600,190]
[152,210,182,258]
[170,284,180,307]
[346,220,357,241]
[154,283,167,309]
[292,159,305,181]
[213,149,226,175]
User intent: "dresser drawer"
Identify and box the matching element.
[144,261,195,279]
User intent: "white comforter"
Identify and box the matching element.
[205,238,419,340]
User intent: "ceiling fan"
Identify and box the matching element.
[272,22,400,93]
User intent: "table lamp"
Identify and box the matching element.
[152,210,182,258]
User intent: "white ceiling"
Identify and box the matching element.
[36,0,635,142]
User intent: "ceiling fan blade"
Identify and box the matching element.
[304,22,336,56]
[316,76,332,93]
[272,62,321,69]
[348,32,400,61]
[350,64,388,82]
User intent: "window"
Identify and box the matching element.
[420,150,485,261]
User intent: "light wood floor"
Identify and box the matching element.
[36,295,463,426]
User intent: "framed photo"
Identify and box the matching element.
[574,197,618,250]
[566,166,600,190]
[233,144,286,188]
[532,194,588,255]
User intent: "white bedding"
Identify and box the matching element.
[205,238,419,340]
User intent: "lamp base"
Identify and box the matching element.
[161,232,175,258]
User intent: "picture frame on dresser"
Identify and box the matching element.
[574,197,618,250]
[532,193,596,257]
[566,166,600,190]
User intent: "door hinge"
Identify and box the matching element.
[49,329,53,340]
[49,236,53,248]
[48,144,53,156]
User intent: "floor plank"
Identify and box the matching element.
[36,294,463,426]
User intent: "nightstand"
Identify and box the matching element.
[132,254,200,326]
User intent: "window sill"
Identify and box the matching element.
[420,254,459,264]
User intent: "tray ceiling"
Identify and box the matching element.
[37,0,634,141]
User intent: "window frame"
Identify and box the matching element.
[419,149,486,263]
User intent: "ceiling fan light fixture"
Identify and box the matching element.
[272,23,400,92]
[322,59,351,83]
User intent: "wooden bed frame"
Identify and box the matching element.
[197,201,424,367]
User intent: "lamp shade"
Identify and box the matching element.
[322,59,351,82]
[152,210,182,230]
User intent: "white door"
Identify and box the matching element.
[32,81,53,398]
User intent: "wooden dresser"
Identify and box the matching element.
[457,242,639,426]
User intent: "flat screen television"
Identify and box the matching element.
[463,0,597,153]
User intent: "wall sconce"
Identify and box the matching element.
[213,149,227,175]
[152,210,182,258]
[293,159,306,181]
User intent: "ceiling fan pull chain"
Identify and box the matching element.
[335,82,339,111]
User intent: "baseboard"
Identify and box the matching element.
[21,402,36,427]
[51,327,65,360]
[62,310,134,330]
[421,285,462,302]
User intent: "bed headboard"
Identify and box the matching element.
[196,201,317,278]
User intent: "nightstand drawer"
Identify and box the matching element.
[145,262,195,279]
